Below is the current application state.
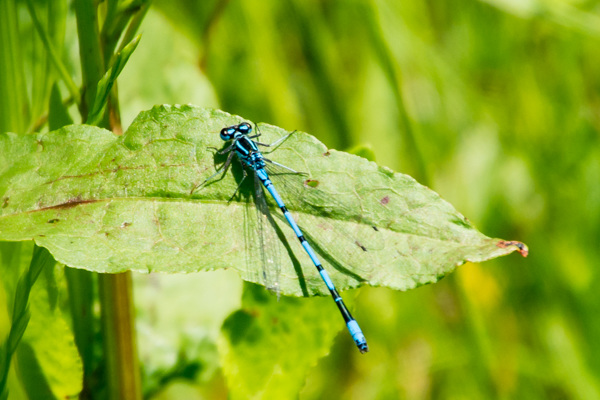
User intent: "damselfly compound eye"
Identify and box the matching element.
[237,122,252,135]
[220,127,236,140]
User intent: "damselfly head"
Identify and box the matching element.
[220,122,252,140]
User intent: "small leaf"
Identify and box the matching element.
[0,105,527,296]
[86,35,141,126]
[0,245,52,395]
[48,84,74,131]
[19,265,83,399]
[0,243,82,399]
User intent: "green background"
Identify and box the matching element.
[2,0,599,398]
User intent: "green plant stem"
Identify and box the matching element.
[0,0,29,133]
[101,1,132,66]
[98,272,141,400]
[365,4,429,185]
[452,277,497,397]
[64,268,95,393]
[97,88,142,400]
[71,2,111,396]
[73,1,142,397]
[24,0,81,107]
[73,0,105,121]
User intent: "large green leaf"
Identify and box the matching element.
[219,283,342,400]
[0,104,526,296]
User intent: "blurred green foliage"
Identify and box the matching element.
[128,0,598,398]
[2,0,599,398]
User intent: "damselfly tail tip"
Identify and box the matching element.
[347,320,368,353]
[358,343,369,354]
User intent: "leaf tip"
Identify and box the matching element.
[496,240,529,257]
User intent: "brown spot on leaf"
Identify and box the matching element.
[303,179,319,188]
[323,151,330,156]
[2,197,8,208]
[36,197,100,212]
[355,241,368,251]
[121,222,132,228]
[47,219,60,224]
[380,196,390,205]
[497,240,528,257]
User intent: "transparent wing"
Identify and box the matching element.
[244,172,283,297]
[264,162,385,262]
